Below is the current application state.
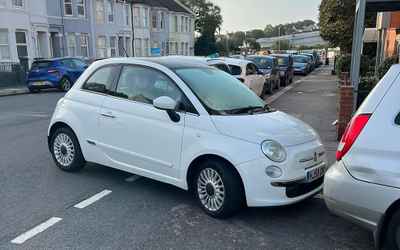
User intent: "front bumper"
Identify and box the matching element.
[236,139,326,207]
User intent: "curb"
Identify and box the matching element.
[0,88,29,97]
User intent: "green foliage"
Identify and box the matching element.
[319,0,377,53]
[263,20,317,38]
[180,0,223,56]
[377,56,399,79]
[335,54,375,77]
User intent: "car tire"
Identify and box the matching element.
[60,77,72,92]
[193,159,244,219]
[383,209,400,250]
[50,127,85,172]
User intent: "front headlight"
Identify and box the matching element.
[261,140,287,162]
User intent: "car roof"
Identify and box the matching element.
[133,56,214,70]
[218,57,253,66]
[33,57,85,62]
[270,54,291,58]
[247,55,275,60]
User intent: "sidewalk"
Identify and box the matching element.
[0,86,29,97]
[270,65,338,164]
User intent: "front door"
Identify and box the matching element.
[98,65,185,181]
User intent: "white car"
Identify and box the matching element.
[48,57,326,218]
[221,57,266,97]
[324,65,400,249]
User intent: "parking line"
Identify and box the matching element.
[73,189,112,209]
[11,217,62,244]
[125,175,141,183]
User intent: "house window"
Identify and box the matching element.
[175,42,178,55]
[133,7,140,27]
[189,18,192,32]
[106,0,114,23]
[12,0,23,8]
[185,42,189,56]
[142,7,149,27]
[15,31,28,58]
[110,37,117,57]
[0,29,10,59]
[96,36,107,58]
[174,16,178,32]
[180,42,184,55]
[125,37,131,56]
[135,38,142,57]
[124,4,130,26]
[181,16,184,32]
[80,34,89,57]
[77,0,85,17]
[64,0,73,16]
[185,17,189,32]
[152,13,157,29]
[160,12,165,30]
[143,39,149,57]
[67,33,76,56]
[96,0,105,23]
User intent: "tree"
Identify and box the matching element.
[319,0,377,53]
[180,0,223,56]
[271,40,291,51]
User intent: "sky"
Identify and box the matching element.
[209,0,322,32]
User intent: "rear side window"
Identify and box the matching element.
[229,65,242,75]
[82,65,119,94]
[31,61,52,69]
[246,63,257,75]
[213,64,231,74]
[396,113,400,125]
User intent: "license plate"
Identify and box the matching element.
[33,81,45,86]
[306,165,326,183]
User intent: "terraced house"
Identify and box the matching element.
[0,0,195,69]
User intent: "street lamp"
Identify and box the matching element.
[278,26,281,51]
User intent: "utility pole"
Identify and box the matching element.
[278,26,281,51]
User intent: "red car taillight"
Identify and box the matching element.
[336,113,371,161]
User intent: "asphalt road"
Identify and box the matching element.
[0,68,374,249]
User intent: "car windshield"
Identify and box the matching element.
[31,61,52,69]
[294,56,308,63]
[276,57,289,66]
[248,57,273,69]
[175,67,270,115]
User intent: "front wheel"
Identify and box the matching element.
[194,160,244,218]
[383,210,400,250]
[50,127,85,172]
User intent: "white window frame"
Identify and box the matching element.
[152,12,157,30]
[80,33,89,57]
[67,33,76,56]
[12,0,24,9]
[106,0,114,23]
[124,4,130,26]
[160,12,165,30]
[142,7,149,28]
[64,0,73,16]
[96,36,107,58]
[109,36,117,57]
[181,16,184,32]
[77,0,85,17]
[174,16,178,32]
[0,29,10,60]
[125,37,131,56]
[15,30,28,58]
[133,6,140,27]
[134,38,142,57]
[96,0,105,23]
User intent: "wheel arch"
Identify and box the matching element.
[186,154,245,196]
[377,198,400,249]
[48,121,77,151]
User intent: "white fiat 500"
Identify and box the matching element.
[48,57,326,218]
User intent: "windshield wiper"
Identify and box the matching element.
[226,105,273,115]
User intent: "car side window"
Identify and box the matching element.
[82,65,119,94]
[115,66,190,111]
[213,64,231,74]
[395,113,400,125]
[246,63,257,75]
[229,65,242,75]
[61,59,76,69]
[72,59,87,68]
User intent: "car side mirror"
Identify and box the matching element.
[153,96,177,111]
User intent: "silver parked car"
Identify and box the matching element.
[324,65,400,250]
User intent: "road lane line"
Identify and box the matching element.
[73,189,112,209]
[125,175,141,182]
[11,217,62,244]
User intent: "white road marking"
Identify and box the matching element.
[125,175,141,182]
[11,217,62,244]
[73,189,112,209]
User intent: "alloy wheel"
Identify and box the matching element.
[197,168,225,212]
[53,133,75,167]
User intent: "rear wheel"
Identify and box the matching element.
[50,127,85,172]
[383,209,400,250]
[193,159,244,219]
[60,77,72,92]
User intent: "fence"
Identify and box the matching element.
[0,62,27,89]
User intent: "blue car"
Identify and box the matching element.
[27,57,88,92]
[293,55,311,75]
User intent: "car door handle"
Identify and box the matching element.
[101,112,116,119]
